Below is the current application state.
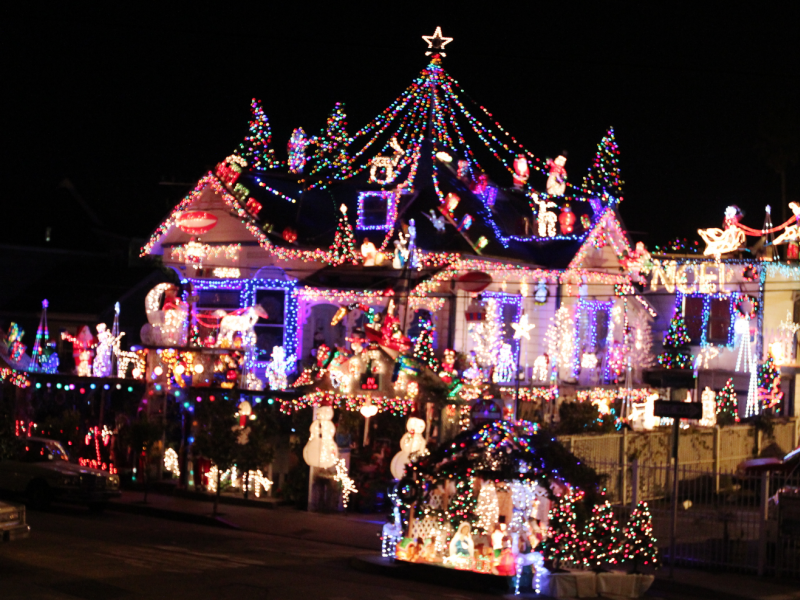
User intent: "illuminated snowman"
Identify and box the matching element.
[303,405,339,469]
[390,416,427,480]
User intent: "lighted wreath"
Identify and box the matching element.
[733,293,759,320]
[742,264,758,281]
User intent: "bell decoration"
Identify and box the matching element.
[559,204,576,235]
[282,227,298,243]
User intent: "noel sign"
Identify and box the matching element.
[649,260,733,294]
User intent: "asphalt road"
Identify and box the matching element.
[0,505,499,600]
[0,503,735,600]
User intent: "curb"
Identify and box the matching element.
[650,577,760,600]
[106,501,240,530]
[350,556,515,595]
[172,489,285,509]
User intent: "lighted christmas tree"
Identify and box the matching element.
[545,306,576,379]
[757,353,783,411]
[412,317,438,370]
[307,102,351,186]
[29,299,53,373]
[621,502,659,573]
[543,488,584,570]
[470,298,503,369]
[716,378,739,425]
[447,476,477,529]
[236,98,279,170]
[7,323,26,363]
[657,311,693,369]
[287,127,309,174]
[664,312,690,347]
[327,204,360,266]
[582,127,624,198]
[474,480,499,534]
[581,499,622,569]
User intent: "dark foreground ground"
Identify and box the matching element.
[0,498,796,600]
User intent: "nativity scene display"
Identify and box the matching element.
[384,420,659,592]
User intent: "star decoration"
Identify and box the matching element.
[512,314,535,340]
[422,26,453,57]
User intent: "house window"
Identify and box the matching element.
[357,191,397,230]
[196,290,241,342]
[682,294,733,346]
[708,298,732,344]
[684,297,704,343]
[197,290,240,309]
[254,289,286,353]
[576,299,612,352]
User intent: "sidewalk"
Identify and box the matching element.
[651,567,800,600]
[108,492,800,599]
[108,490,384,550]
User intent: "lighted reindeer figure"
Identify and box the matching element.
[115,345,145,379]
[369,137,405,184]
[218,305,268,347]
[532,196,558,238]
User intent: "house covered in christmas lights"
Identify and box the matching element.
[135,29,662,448]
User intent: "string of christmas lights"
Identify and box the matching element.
[279,390,413,416]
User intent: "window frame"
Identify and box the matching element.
[356,191,397,231]
[678,292,735,347]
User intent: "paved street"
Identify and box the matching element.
[2,501,796,600]
[0,505,499,600]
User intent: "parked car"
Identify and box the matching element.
[0,501,30,542]
[0,437,120,512]
[739,445,800,474]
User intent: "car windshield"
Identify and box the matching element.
[21,440,70,463]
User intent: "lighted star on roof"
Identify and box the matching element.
[422,26,453,57]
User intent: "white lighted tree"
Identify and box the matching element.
[545,306,576,380]
[470,298,503,368]
[475,481,499,533]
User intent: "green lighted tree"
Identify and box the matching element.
[757,354,783,412]
[582,127,624,198]
[327,204,360,266]
[581,499,623,569]
[543,488,585,570]
[307,102,351,185]
[447,476,477,529]
[716,378,739,425]
[621,502,659,573]
[236,98,279,170]
[412,317,438,370]
[657,311,692,369]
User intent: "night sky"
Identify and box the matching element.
[4,4,799,249]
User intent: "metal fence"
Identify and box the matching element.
[586,459,800,578]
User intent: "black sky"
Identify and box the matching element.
[4,3,799,249]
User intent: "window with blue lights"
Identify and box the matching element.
[197,290,240,308]
[681,293,734,346]
[708,298,732,344]
[357,191,396,231]
[685,297,704,343]
[254,289,286,353]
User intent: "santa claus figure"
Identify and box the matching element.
[546,154,568,196]
[512,155,529,189]
[62,326,96,377]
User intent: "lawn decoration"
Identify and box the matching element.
[388,420,602,590]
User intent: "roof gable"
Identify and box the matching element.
[568,209,632,272]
